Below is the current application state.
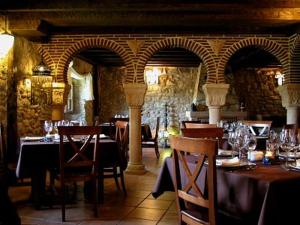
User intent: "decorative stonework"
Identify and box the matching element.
[202,83,230,107]
[277,84,300,107]
[127,40,145,56]
[207,39,225,56]
[123,83,147,107]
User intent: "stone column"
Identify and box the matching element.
[123,83,147,174]
[277,84,300,126]
[202,83,230,124]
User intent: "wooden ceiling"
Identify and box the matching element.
[3,0,300,38]
[2,0,298,67]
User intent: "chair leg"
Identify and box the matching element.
[112,166,121,190]
[93,178,98,217]
[119,168,127,196]
[61,181,66,222]
[154,143,160,159]
[98,171,104,203]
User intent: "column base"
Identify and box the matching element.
[125,163,147,175]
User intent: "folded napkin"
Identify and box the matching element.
[216,157,240,167]
[296,159,300,167]
[247,151,264,162]
[218,149,237,156]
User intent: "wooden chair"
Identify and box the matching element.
[185,123,217,129]
[181,127,224,149]
[170,135,218,225]
[142,117,160,159]
[99,120,128,199]
[182,120,210,128]
[242,120,272,136]
[57,126,101,222]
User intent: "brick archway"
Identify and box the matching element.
[55,38,134,82]
[37,45,55,74]
[136,37,217,83]
[289,34,300,84]
[218,37,288,83]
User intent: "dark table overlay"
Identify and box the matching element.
[152,156,300,225]
[16,137,119,208]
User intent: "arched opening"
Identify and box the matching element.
[225,46,285,128]
[64,48,126,125]
[143,47,205,144]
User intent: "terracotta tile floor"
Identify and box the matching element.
[9,148,178,225]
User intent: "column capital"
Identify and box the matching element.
[277,84,300,108]
[123,83,147,107]
[202,83,230,107]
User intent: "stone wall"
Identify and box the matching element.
[232,69,285,118]
[98,66,128,122]
[14,37,52,137]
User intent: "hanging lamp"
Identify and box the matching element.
[0,13,14,57]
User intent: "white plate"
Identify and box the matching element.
[206,158,256,168]
[279,152,300,159]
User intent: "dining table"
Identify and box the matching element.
[16,136,119,209]
[152,155,300,225]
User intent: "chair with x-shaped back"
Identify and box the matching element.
[57,126,101,222]
[170,135,218,225]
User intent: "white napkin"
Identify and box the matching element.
[216,157,240,167]
[296,159,300,167]
[248,151,264,162]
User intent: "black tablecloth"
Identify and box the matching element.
[153,157,300,225]
[16,138,119,208]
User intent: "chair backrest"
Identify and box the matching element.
[58,126,101,179]
[243,120,272,136]
[185,123,217,129]
[181,127,224,149]
[170,135,217,225]
[181,128,223,139]
[283,124,297,130]
[182,120,209,128]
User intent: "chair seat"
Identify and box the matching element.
[182,208,209,225]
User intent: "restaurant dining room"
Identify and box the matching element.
[1,1,300,225]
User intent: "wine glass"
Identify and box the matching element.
[44,120,53,137]
[247,133,257,152]
[228,131,237,157]
[280,129,295,168]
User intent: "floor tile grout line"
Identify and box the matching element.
[155,199,175,225]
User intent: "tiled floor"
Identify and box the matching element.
[9,148,178,225]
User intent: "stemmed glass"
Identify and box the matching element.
[44,120,53,137]
[246,133,257,153]
[280,129,296,168]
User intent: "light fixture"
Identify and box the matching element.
[31,49,53,105]
[275,71,284,86]
[0,14,14,57]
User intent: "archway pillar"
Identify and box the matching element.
[123,83,147,174]
[202,83,230,124]
[277,84,300,125]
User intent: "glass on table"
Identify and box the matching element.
[280,128,296,168]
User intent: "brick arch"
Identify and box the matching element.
[136,37,217,83]
[289,35,300,84]
[36,45,55,74]
[55,38,134,82]
[218,37,289,83]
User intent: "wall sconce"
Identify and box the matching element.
[52,82,66,105]
[275,71,284,86]
[31,51,53,105]
[0,14,14,57]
